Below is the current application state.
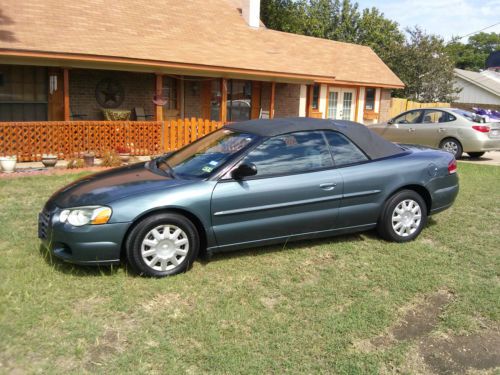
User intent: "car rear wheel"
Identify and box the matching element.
[377,190,427,242]
[126,213,199,277]
[467,152,485,159]
[440,138,463,159]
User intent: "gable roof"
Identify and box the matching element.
[0,0,404,88]
[454,68,500,97]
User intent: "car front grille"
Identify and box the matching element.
[38,210,51,239]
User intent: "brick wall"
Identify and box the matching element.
[69,69,155,120]
[378,89,392,122]
[258,82,301,118]
[184,80,203,118]
[274,83,301,117]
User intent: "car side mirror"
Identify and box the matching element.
[388,119,394,125]
[232,163,257,180]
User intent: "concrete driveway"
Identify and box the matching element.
[459,151,500,166]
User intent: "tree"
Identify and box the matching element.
[396,27,459,102]
[261,0,459,102]
[446,32,500,71]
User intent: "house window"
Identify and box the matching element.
[210,79,221,121]
[0,65,48,121]
[312,84,320,110]
[227,80,252,122]
[162,77,178,110]
[365,88,376,111]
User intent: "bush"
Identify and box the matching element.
[100,150,122,167]
[66,158,85,169]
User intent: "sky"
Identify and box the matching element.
[355,0,500,41]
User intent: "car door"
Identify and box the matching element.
[211,131,344,249]
[414,109,454,147]
[323,131,385,228]
[380,110,424,143]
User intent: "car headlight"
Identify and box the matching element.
[59,206,112,226]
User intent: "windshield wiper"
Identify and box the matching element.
[155,157,176,178]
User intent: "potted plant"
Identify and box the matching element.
[0,155,17,173]
[116,145,131,163]
[83,151,95,167]
[41,153,58,168]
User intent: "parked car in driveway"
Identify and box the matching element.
[369,108,500,159]
[40,118,459,277]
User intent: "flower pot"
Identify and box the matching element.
[41,155,58,168]
[119,153,131,163]
[0,156,17,173]
[83,154,95,167]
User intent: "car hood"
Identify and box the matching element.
[45,162,194,209]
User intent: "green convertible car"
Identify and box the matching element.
[40,118,459,277]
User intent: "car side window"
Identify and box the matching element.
[393,110,423,124]
[422,110,456,123]
[240,131,333,177]
[324,131,368,167]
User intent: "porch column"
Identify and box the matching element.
[221,78,228,123]
[155,74,163,121]
[63,68,70,121]
[270,81,276,119]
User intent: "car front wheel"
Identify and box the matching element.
[377,190,427,242]
[126,213,199,277]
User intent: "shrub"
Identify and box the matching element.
[66,158,85,169]
[101,150,122,167]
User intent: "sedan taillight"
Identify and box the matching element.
[472,125,490,133]
[448,159,457,174]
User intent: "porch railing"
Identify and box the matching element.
[0,118,224,161]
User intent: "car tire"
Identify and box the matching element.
[125,213,199,277]
[439,138,463,159]
[377,190,428,243]
[467,152,485,159]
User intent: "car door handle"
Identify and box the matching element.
[408,128,415,132]
[438,128,446,133]
[320,183,337,191]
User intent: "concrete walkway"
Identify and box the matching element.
[459,151,500,166]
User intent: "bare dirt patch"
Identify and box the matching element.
[354,289,500,374]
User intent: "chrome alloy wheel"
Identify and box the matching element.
[140,225,189,271]
[442,141,458,155]
[391,199,422,237]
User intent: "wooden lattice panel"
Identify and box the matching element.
[0,119,224,161]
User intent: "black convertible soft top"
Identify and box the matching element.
[226,117,404,160]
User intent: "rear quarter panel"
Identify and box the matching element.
[338,149,457,228]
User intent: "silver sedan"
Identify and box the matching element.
[369,108,500,159]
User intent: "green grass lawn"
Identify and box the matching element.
[0,163,498,374]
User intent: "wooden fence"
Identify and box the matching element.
[0,118,224,161]
[389,98,450,118]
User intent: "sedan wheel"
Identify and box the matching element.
[126,213,199,277]
[440,138,463,159]
[378,190,427,242]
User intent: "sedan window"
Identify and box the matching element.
[240,131,333,177]
[422,110,456,123]
[324,131,368,166]
[393,110,423,124]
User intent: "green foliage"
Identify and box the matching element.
[262,0,459,102]
[66,158,85,169]
[446,32,500,71]
[394,27,460,102]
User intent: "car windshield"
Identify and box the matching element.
[158,129,259,179]
[451,109,481,123]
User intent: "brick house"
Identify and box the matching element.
[0,0,403,160]
[0,0,403,158]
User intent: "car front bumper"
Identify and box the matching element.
[39,209,130,265]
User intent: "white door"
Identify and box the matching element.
[327,88,356,121]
